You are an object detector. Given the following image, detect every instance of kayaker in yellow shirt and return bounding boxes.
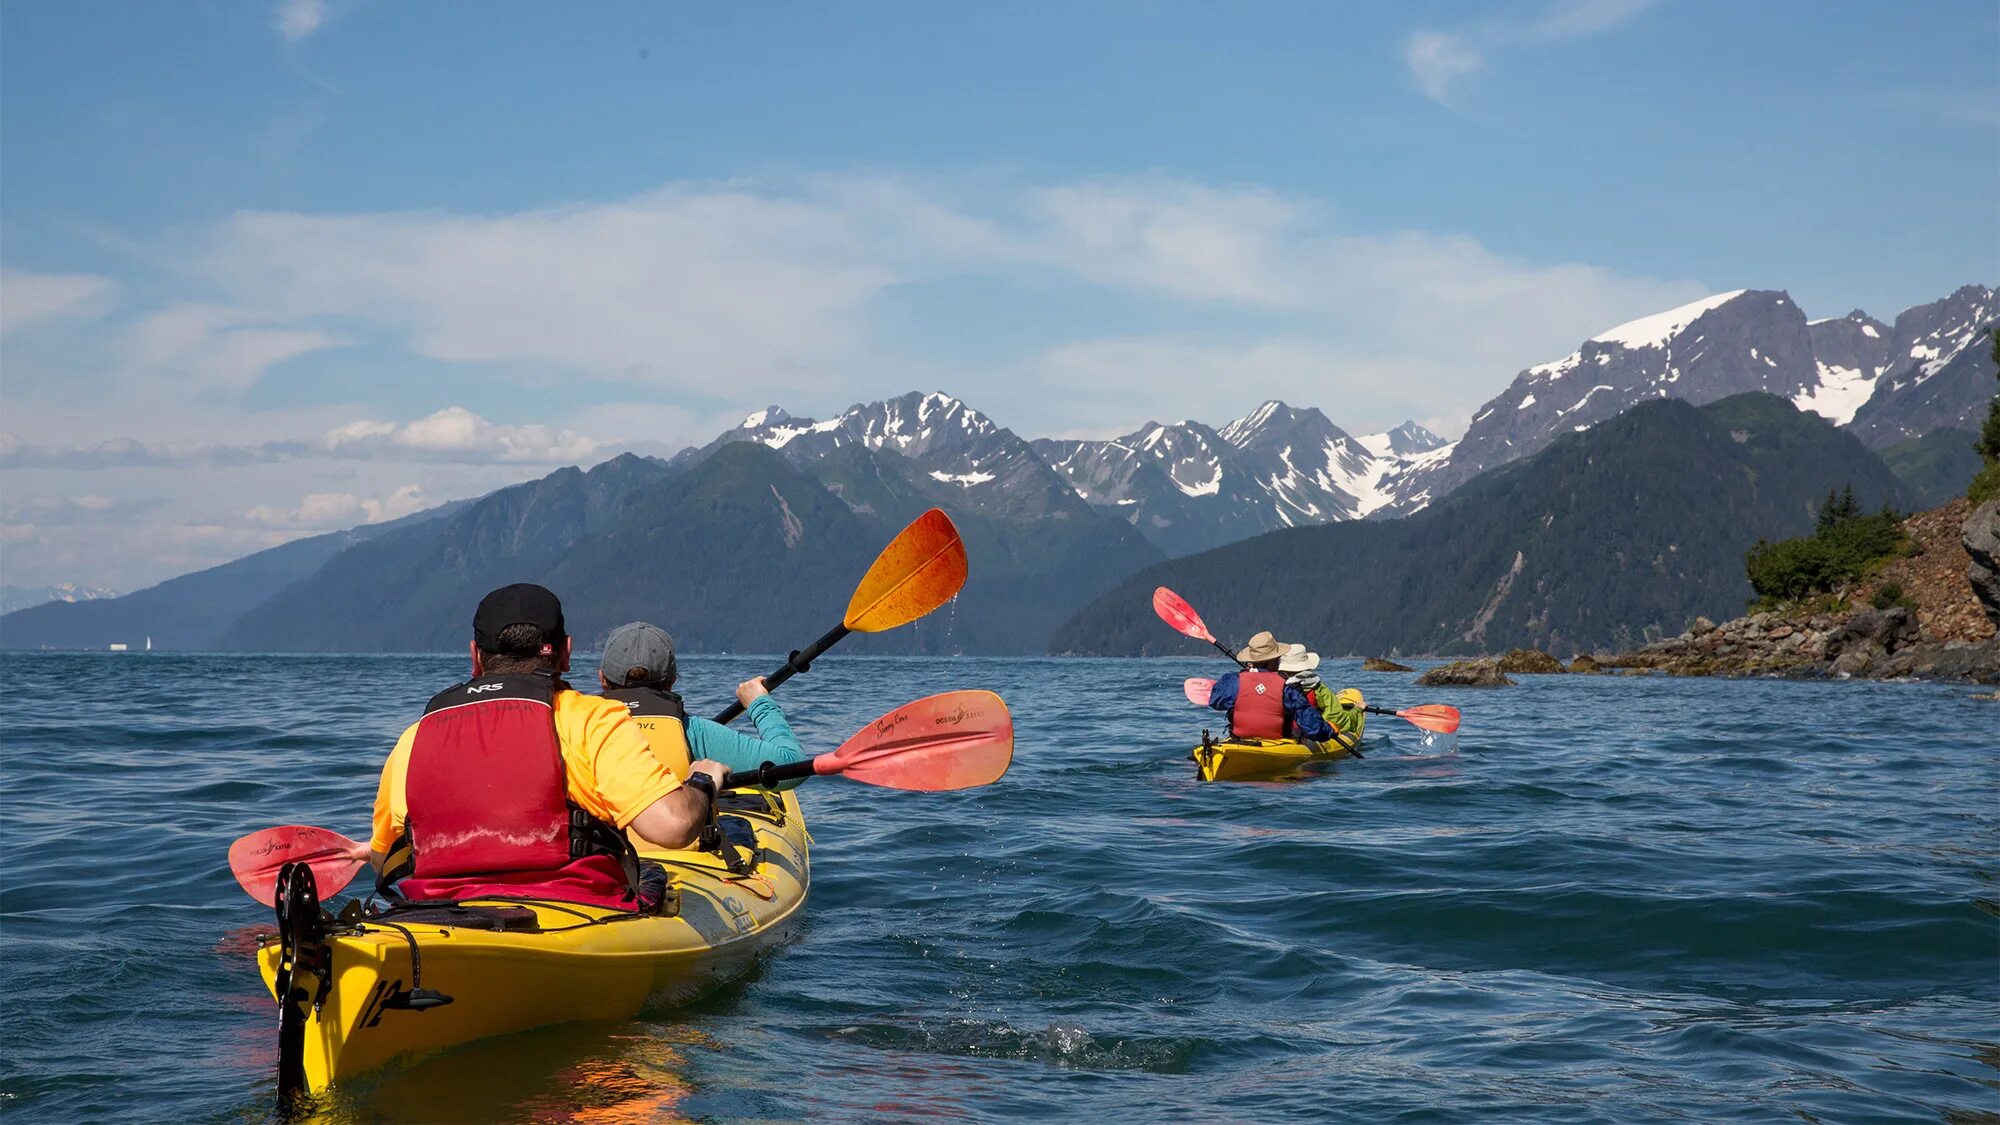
[368,584,729,912]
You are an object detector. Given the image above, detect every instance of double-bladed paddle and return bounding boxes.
[226,690,1013,907]
[1183,676,1460,734]
[1158,586,1462,741]
[712,508,968,725]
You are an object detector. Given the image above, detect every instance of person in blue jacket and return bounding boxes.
[595,621,809,789]
[1205,630,1335,742]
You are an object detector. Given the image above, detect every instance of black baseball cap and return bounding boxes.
[473,583,567,655]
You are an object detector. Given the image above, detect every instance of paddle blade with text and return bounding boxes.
[1184,677,1214,706]
[820,690,1013,791]
[844,509,968,633]
[229,825,369,907]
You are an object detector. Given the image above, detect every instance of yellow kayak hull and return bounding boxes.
[1192,736,1353,781]
[255,790,808,1095]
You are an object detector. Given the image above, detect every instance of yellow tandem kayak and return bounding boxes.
[1192,733,1356,782]
[256,789,808,1097]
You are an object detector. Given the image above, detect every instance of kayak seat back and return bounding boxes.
[369,902,542,932]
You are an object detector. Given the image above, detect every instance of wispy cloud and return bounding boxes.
[0,408,604,469]
[275,0,329,42]
[0,270,116,337]
[0,494,168,526]
[1405,0,1657,105]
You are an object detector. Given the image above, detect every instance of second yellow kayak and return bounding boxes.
[1192,733,1356,781]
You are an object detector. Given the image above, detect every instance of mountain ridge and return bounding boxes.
[1049,393,1914,658]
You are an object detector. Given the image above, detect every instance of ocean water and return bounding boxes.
[1,652,1995,1123]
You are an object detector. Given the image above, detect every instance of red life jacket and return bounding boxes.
[396,673,639,911]
[1231,670,1290,739]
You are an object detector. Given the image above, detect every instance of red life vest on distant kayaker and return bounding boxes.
[1231,670,1290,739]
[396,673,639,910]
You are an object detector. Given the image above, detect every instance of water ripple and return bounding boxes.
[1,652,1995,1122]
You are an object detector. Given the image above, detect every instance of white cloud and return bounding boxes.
[1405,0,1656,105]
[239,484,428,530]
[0,270,115,337]
[321,407,602,463]
[275,0,327,41]
[1405,33,1484,105]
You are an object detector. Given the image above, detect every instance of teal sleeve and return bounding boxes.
[686,697,807,791]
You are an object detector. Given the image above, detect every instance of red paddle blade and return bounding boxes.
[228,826,369,907]
[1153,586,1216,643]
[818,690,1013,791]
[1184,677,1214,706]
[1396,704,1461,734]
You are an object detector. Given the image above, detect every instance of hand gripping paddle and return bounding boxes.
[714,508,969,724]
[229,826,372,909]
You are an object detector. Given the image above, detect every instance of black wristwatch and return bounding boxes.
[684,772,717,805]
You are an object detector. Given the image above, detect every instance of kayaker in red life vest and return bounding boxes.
[367,584,729,911]
[1205,630,1337,742]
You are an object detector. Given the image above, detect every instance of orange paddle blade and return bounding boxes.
[1153,587,1216,643]
[819,690,1013,791]
[1184,677,1214,706]
[1396,704,1461,734]
[229,826,369,907]
[843,508,969,633]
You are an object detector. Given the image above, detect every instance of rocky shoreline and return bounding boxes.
[1402,498,2000,687]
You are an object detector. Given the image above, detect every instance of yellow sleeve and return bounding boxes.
[369,724,418,853]
[558,692,681,828]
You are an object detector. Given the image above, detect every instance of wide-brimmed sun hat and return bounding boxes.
[1235,630,1287,663]
[1279,644,1321,673]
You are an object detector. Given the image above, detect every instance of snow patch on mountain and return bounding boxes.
[1591,290,1751,350]
[1792,362,1875,426]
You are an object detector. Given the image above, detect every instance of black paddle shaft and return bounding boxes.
[711,622,851,725]
[720,758,817,791]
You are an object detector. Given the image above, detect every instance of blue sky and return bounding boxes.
[2,0,1996,590]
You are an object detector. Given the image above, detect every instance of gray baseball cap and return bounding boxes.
[600,622,677,687]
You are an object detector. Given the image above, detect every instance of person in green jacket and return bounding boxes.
[1280,645,1366,751]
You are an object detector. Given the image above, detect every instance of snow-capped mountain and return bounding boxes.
[1357,420,1449,458]
[1846,284,1999,447]
[706,390,1113,525]
[0,582,118,616]
[1377,284,1998,516]
[668,280,1990,555]
[1034,402,1451,556]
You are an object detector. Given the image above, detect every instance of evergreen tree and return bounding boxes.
[1970,327,2000,504]
[1981,326,2000,462]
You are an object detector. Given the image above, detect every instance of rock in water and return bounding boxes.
[1568,655,1602,673]
[1497,648,1566,674]
[1965,499,2000,630]
[1363,658,1415,672]
[1415,659,1515,686]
